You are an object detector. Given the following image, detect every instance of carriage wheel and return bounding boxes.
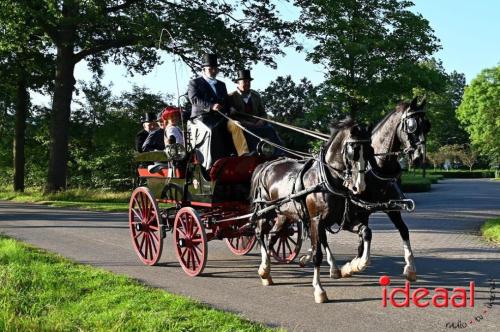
[225,234,257,256]
[129,187,163,266]
[173,207,207,276]
[270,221,303,264]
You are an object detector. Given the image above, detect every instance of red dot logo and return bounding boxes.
[379,275,391,286]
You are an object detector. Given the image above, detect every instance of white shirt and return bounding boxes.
[165,125,185,146]
[203,74,218,95]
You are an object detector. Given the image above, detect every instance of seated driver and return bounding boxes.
[136,112,164,153]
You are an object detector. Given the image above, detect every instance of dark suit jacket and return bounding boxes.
[228,89,267,122]
[187,76,228,118]
[135,130,149,152]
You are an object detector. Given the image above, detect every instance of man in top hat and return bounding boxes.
[228,69,267,127]
[187,53,249,157]
[135,112,157,152]
[135,111,165,153]
[228,69,284,153]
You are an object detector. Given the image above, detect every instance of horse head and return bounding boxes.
[397,96,431,165]
[325,119,373,195]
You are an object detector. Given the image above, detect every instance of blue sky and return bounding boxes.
[34,0,500,106]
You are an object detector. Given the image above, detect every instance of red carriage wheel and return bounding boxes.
[129,187,163,266]
[270,221,303,264]
[173,207,207,276]
[225,234,257,255]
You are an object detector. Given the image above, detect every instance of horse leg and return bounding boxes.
[319,225,341,279]
[341,225,372,277]
[256,224,273,286]
[311,223,328,303]
[387,211,417,281]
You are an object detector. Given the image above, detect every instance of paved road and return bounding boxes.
[1,179,499,331]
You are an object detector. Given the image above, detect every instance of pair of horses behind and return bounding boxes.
[250,97,430,303]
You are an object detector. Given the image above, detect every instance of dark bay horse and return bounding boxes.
[322,97,430,282]
[250,119,373,303]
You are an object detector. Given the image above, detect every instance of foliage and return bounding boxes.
[296,0,441,121]
[457,65,500,164]
[0,236,276,331]
[426,151,446,170]
[261,75,324,151]
[481,218,500,244]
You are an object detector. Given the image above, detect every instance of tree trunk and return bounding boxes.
[46,46,76,192]
[13,77,29,192]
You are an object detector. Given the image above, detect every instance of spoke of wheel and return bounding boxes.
[285,237,293,254]
[147,212,157,225]
[190,249,196,270]
[288,236,297,246]
[134,231,143,239]
[133,197,143,219]
[132,208,142,222]
[193,243,203,255]
[176,225,187,237]
[187,249,192,269]
[150,230,160,244]
[191,238,203,244]
[149,234,157,253]
[193,247,201,265]
[139,233,146,253]
[143,234,150,259]
[181,247,189,261]
[148,235,154,259]
[281,238,286,259]
[149,225,159,231]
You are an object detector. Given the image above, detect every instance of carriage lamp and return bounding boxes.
[164,143,187,161]
[257,141,275,157]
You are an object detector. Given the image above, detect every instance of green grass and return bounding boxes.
[0,188,129,212]
[400,174,432,192]
[0,236,276,332]
[481,218,500,244]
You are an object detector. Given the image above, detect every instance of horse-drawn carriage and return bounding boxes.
[129,115,302,276]
[128,96,430,302]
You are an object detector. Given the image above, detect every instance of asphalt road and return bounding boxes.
[1,179,499,331]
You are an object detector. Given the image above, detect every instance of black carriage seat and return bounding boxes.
[209,156,262,184]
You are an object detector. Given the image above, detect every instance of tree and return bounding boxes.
[426,151,445,170]
[10,0,294,192]
[261,75,324,151]
[0,3,54,191]
[457,66,500,164]
[296,0,441,121]
[413,63,469,152]
[456,145,477,172]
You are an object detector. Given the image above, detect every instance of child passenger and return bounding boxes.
[160,106,185,146]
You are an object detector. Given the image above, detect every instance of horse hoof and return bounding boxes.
[340,265,352,278]
[258,266,270,279]
[405,271,417,282]
[299,255,308,268]
[314,291,328,303]
[330,269,341,279]
[261,277,274,286]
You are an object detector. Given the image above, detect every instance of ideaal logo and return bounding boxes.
[379,275,474,308]
[379,275,497,329]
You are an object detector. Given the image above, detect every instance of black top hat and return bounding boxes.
[202,53,218,67]
[142,112,158,123]
[235,69,253,81]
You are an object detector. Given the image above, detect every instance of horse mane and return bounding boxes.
[324,116,356,148]
[371,101,410,134]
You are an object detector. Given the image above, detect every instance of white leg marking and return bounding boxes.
[312,266,328,303]
[403,240,417,281]
[325,245,341,279]
[258,240,273,286]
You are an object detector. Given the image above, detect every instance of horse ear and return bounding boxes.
[410,96,418,109]
[419,96,427,109]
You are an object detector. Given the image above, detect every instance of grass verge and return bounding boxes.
[0,236,276,332]
[481,218,500,244]
[401,174,432,192]
[0,188,129,212]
